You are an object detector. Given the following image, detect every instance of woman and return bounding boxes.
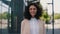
[21,3,46,34]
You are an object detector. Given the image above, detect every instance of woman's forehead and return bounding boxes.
[29,5,36,8]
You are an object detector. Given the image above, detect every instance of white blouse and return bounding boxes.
[29,18,39,34]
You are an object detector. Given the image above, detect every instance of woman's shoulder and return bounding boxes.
[21,19,29,23]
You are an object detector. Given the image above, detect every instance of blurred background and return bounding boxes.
[0,0,60,34]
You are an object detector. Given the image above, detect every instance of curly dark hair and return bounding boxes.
[24,3,43,20]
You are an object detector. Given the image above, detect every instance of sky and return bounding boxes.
[0,0,60,15]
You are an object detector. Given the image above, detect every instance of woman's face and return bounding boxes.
[29,5,37,18]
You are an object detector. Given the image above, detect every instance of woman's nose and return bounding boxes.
[31,9,35,11]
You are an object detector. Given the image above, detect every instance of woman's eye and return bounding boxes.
[29,8,32,10]
[33,8,36,10]
[29,8,36,10]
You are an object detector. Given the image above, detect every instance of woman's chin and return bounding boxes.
[31,15,35,18]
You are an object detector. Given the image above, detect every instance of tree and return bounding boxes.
[0,12,11,19]
[54,13,60,19]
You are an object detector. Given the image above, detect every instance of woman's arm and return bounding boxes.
[43,21,46,34]
[21,20,25,34]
